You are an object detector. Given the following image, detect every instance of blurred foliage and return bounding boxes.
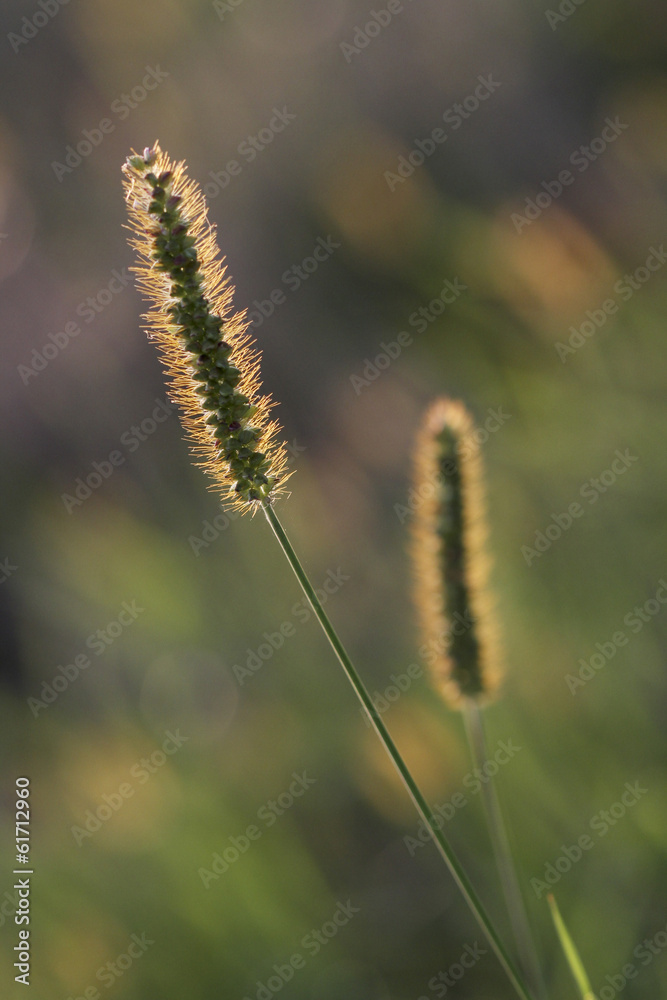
[1,1,667,997]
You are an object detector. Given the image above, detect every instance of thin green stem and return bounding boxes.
[547,894,597,1000]
[262,502,536,1000]
[463,701,548,1000]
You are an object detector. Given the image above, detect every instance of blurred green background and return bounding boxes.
[1,1,666,997]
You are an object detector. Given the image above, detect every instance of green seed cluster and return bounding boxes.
[434,425,484,699]
[411,397,499,709]
[127,150,276,504]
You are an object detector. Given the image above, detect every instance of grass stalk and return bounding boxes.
[547,893,597,1000]
[463,700,548,1000]
[262,501,536,1000]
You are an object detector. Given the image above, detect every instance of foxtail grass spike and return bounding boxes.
[411,398,501,709]
[412,401,544,995]
[122,143,288,513]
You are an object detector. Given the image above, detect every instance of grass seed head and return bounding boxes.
[122,142,288,513]
[411,398,501,709]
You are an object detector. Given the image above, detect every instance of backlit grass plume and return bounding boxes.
[411,401,544,999]
[122,143,288,512]
[411,398,501,709]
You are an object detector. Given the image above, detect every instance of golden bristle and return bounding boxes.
[122,143,289,513]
